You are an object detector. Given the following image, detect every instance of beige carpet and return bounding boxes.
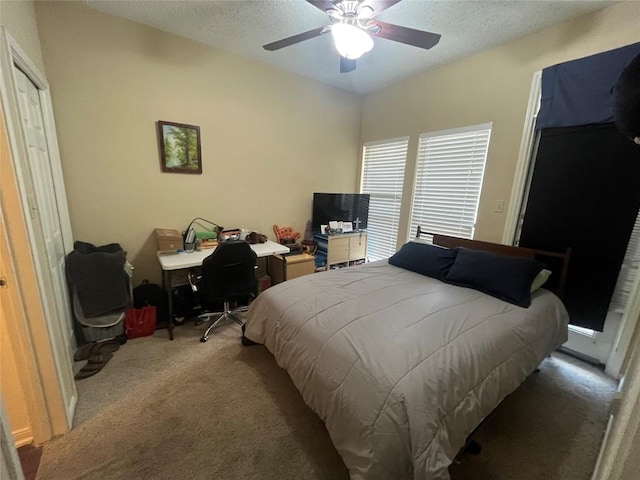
[38,321,616,480]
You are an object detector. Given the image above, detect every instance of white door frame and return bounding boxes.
[502,71,541,247]
[591,334,640,480]
[0,28,76,430]
[502,70,639,379]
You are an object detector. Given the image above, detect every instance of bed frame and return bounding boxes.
[416,226,572,300]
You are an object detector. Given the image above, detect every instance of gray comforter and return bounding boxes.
[244,261,569,479]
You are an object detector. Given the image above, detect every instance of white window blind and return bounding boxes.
[361,137,409,261]
[410,124,491,241]
[611,210,640,313]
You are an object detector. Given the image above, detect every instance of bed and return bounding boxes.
[243,232,570,479]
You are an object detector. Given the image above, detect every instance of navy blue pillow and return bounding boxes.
[444,247,544,308]
[388,242,458,280]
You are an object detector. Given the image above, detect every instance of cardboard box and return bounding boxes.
[154,228,183,253]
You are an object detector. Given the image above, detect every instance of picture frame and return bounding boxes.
[157,120,202,174]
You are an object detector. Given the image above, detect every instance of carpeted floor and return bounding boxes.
[37,321,616,480]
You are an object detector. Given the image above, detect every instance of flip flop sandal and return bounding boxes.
[95,341,120,355]
[73,340,120,361]
[73,342,98,362]
[74,351,114,380]
[87,351,113,365]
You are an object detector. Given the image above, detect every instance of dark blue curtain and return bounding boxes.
[518,124,640,331]
[536,42,640,130]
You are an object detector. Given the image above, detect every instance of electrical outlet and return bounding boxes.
[494,200,504,213]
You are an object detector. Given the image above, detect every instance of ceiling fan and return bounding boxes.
[263,0,441,73]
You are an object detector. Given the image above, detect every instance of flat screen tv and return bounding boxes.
[312,193,370,233]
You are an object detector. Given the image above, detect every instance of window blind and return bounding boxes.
[611,209,640,313]
[361,137,409,261]
[410,124,491,242]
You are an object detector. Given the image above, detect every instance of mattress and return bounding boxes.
[244,260,569,479]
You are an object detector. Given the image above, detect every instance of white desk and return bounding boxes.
[157,240,290,339]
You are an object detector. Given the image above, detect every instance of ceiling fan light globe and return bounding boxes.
[331,23,374,60]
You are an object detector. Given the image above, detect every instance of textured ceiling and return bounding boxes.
[85,0,618,94]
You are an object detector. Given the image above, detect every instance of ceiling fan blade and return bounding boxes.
[340,56,356,73]
[306,0,337,12]
[263,26,327,51]
[366,0,404,15]
[370,20,441,50]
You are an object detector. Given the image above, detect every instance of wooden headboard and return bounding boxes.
[416,227,572,300]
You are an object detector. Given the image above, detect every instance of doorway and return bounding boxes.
[517,124,640,364]
[0,28,76,439]
[505,71,640,372]
[12,65,77,399]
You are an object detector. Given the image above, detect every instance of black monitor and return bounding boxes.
[312,193,370,233]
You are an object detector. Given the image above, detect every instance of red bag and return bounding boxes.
[125,306,156,338]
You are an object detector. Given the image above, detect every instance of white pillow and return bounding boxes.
[530,269,552,293]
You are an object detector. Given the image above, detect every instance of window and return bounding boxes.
[568,325,596,338]
[361,137,409,261]
[611,209,640,314]
[410,124,491,241]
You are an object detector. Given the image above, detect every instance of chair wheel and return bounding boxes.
[200,336,208,342]
[195,319,203,326]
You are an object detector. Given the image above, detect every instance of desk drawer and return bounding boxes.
[286,256,315,280]
[269,254,315,285]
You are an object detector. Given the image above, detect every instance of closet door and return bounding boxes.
[519,123,640,331]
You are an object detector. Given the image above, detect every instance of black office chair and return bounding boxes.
[191,240,257,342]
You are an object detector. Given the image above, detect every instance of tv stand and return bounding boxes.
[314,232,367,270]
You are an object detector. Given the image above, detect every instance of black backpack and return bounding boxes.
[132,280,169,328]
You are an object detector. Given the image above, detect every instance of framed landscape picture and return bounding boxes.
[157,120,202,174]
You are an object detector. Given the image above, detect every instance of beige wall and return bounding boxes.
[26,0,640,284]
[361,1,640,245]
[0,0,46,75]
[34,1,362,284]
